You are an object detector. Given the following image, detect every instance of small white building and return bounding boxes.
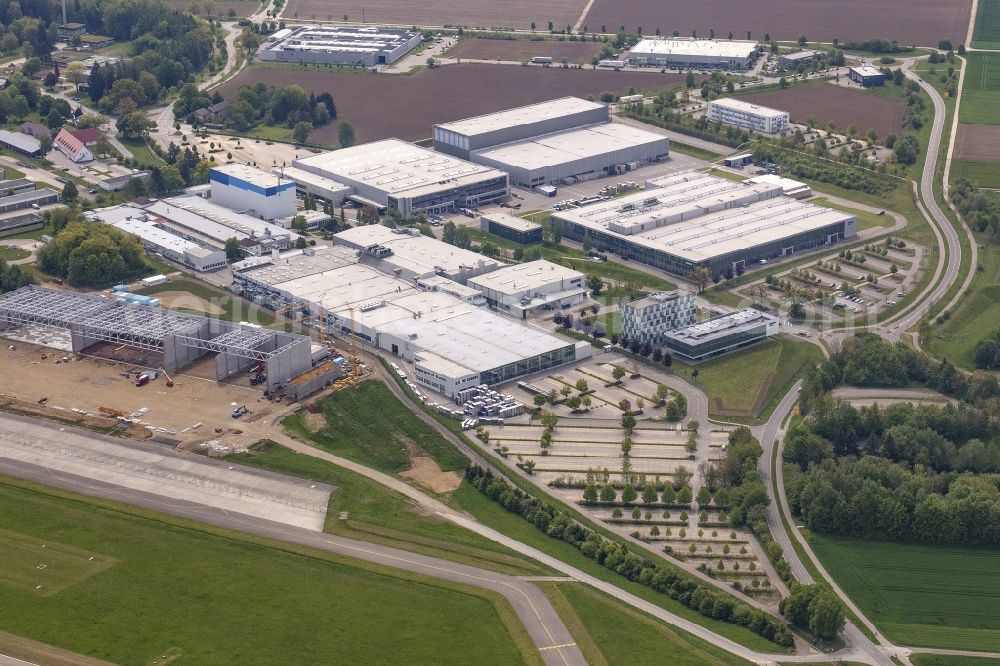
[745,174,812,199]
[466,260,588,318]
[209,164,297,221]
[707,98,789,134]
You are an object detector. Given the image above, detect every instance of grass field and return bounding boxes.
[543,582,750,665]
[226,441,548,576]
[972,0,1000,48]
[959,53,1000,125]
[119,139,164,168]
[950,159,1000,188]
[670,141,725,161]
[284,381,468,474]
[0,528,117,597]
[0,247,30,261]
[809,535,1000,651]
[676,336,822,422]
[136,277,279,327]
[0,477,537,665]
[926,250,1000,369]
[812,198,893,232]
[911,656,1000,666]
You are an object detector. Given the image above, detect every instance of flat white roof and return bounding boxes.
[162,196,293,240]
[556,172,852,263]
[782,49,821,61]
[745,174,811,192]
[472,123,668,171]
[211,163,287,188]
[667,308,777,344]
[629,38,758,60]
[334,224,501,276]
[710,97,788,118]
[294,139,508,200]
[87,205,202,254]
[279,166,351,193]
[435,97,606,137]
[481,211,542,232]
[467,260,584,295]
[851,65,884,77]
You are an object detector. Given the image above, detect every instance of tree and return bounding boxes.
[116,111,155,140]
[533,393,547,408]
[66,61,87,90]
[582,483,598,504]
[612,365,626,383]
[337,120,356,148]
[642,483,658,505]
[689,266,711,293]
[600,483,616,503]
[224,237,242,260]
[294,236,307,249]
[621,483,638,504]
[575,378,589,393]
[621,413,637,434]
[60,180,79,202]
[292,121,313,144]
[809,592,846,639]
[7,95,28,122]
[587,274,603,295]
[778,77,789,89]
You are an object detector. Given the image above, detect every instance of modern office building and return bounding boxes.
[627,38,759,70]
[231,246,590,397]
[553,171,856,277]
[467,260,588,318]
[663,308,779,360]
[209,164,297,220]
[620,291,696,345]
[779,49,821,69]
[434,97,609,159]
[333,223,503,283]
[707,98,789,134]
[259,25,422,66]
[848,66,885,87]
[435,97,669,188]
[86,204,229,272]
[293,139,510,217]
[479,212,543,244]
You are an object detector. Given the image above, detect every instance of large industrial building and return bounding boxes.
[480,211,543,244]
[707,98,789,134]
[627,38,760,70]
[553,171,856,277]
[292,140,510,217]
[621,291,696,345]
[144,197,296,255]
[434,98,669,188]
[0,286,313,393]
[258,25,422,66]
[209,164,296,220]
[86,205,228,272]
[231,246,590,397]
[663,308,779,360]
[466,260,588,318]
[279,166,352,205]
[332,224,503,283]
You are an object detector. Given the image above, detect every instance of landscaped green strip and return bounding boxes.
[0,476,540,665]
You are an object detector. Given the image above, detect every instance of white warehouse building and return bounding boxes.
[292,139,510,217]
[467,260,588,318]
[628,38,760,70]
[707,98,789,134]
[209,164,297,220]
[435,98,669,188]
[258,25,422,66]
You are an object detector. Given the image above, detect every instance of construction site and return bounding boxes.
[0,285,360,448]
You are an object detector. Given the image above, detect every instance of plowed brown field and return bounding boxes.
[219,64,693,143]
[737,84,905,138]
[954,124,1000,160]
[584,0,972,47]
[282,0,586,30]
[446,38,602,64]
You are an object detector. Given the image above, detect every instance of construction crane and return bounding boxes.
[159,367,174,387]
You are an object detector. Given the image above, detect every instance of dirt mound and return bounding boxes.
[396,433,462,493]
[154,291,225,315]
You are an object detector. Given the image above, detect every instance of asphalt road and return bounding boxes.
[0,457,585,666]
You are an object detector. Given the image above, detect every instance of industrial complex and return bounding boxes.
[258,25,422,66]
[554,171,856,277]
[627,38,760,70]
[707,98,790,134]
[434,98,669,188]
[209,164,297,221]
[291,139,510,217]
[466,260,588,318]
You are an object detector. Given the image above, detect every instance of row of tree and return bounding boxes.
[465,464,794,646]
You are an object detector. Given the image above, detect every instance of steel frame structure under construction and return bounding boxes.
[0,285,313,392]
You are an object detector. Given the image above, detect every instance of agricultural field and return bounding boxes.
[927,285,1000,370]
[958,53,1000,124]
[809,535,1000,650]
[972,0,1000,49]
[446,38,602,64]
[282,0,586,30]
[0,478,534,664]
[543,582,751,665]
[953,124,1000,162]
[736,83,906,139]
[951,159,1000,189]
[166,0,260,16]
[583,0,971,46]
[217,64,692,144]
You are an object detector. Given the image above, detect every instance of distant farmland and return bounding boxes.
[736,84,905,138]
[583,0,971,47]
[972,0,1000,48]
[446,38,602,64]
[281,0,586,30]
[959,53,1000,124]
[218,64,692,144]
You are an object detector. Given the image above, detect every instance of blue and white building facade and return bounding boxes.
[210,164,297,221]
